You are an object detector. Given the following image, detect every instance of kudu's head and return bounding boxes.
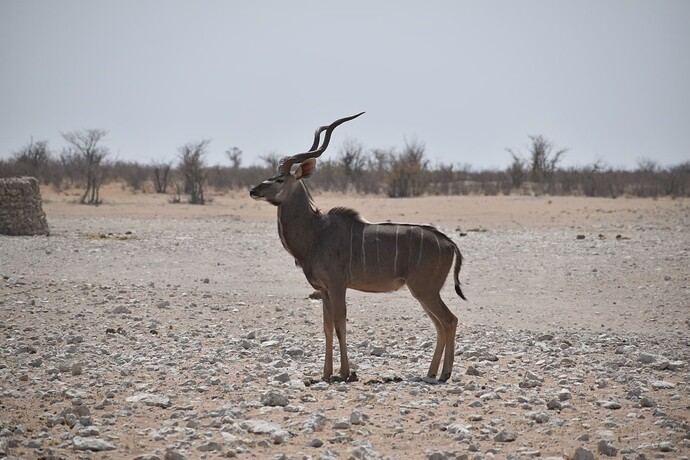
[249,112,364,206]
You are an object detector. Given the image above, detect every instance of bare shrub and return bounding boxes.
[339,139,366,193]
[359,148,391,194]
[633,158,665,198]
[579,159,607,197]
[259,153,281,171]
[507,135,567,193]
[309,159,348,192]
[386,140,428,198]
[111,161,151,192]
[61,129,110,205]
[152,161,172,193]
[226,147,242,169]
[666,161,690,197]
[12,138,51,183]
[178,140,209,204]
[506,152,526,189]
[428,163,455,195]
[0,159,25,178]
[214,147,245,190]
[237,165,274,190]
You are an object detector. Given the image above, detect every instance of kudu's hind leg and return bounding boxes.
[426,314,445,379]
[410,288,458,382]
[321,291,335,380]
[438,299,458,382]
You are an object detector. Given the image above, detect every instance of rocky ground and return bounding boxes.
[0,190,689,459]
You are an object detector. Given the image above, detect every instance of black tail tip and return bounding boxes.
[455,284,467,301]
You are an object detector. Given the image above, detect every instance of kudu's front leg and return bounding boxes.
[321,291,334,380]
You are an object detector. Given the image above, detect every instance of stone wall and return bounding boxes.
[0,177,50,236]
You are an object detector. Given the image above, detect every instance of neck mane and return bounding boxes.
[277,182,319,263]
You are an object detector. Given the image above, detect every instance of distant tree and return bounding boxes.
[259,153,281,171]
[634,157,662,197]
[579,157,608,197]
[666,161,690,197]
[387,139,428,198]
[507,135,567,185]
[506,152,526,189]
[226,147,242,169]
[339,138,366,192]
[636,158,660,173]
[431,162,455,195]
[152,160,172,193]
[110,160,150,191]
[178,140,209,204]
[61,129,109,205]
[12,138,51,183]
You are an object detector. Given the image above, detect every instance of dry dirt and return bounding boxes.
[1,184,689,460]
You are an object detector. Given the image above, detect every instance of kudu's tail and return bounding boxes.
[452,243,467,301]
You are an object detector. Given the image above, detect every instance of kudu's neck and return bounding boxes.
[277,182,318,263]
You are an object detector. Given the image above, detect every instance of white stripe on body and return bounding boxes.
[349,224,354,279]
[375,225,381,271]
[417,227,424,269]
[394,225,400,276]
[361,226,366,273]
[433,232,441,275]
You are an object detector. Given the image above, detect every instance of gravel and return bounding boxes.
[1,196,689,459]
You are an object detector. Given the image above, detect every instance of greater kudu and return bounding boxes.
[249,113,467,382]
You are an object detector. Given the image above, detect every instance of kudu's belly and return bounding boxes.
[348,277,406,293]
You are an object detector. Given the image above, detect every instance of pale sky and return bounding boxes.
[1,1,688,170]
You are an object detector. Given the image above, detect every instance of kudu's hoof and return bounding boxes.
[323,370,358,384]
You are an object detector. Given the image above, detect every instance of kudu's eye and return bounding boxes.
[275,178,284,184]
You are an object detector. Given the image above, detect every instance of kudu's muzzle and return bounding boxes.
[249,184,264,199]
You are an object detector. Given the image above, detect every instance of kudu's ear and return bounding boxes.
[295,158,316,180]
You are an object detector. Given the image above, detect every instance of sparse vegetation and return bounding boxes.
[1,133,689,199]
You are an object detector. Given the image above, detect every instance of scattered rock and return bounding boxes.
[72,436,116,451]
[465,365,483,376]
[350,410,368,426]
[600,400,622,410]
[446,423,472,441]
[125,393,172,408]
[658,441,676,452]
[164,450,187,460]
[494,429,517,442]
[134,454,162,460]
[651,380,676,389]
[546,399,562,410]
[520,370,544,388]
[261,391,289,407]
[197,442,222,452]
[597,440,618,457]
[332,419,351,430]
[572,447,595,460]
